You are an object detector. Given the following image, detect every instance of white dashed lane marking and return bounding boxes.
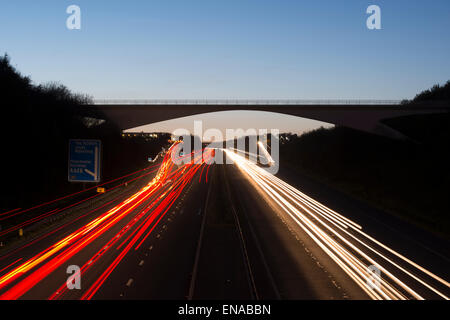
[126,278,134,287]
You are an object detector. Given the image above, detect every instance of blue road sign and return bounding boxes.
[68,139,101,182]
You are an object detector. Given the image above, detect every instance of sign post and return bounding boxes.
[68,139,101,183]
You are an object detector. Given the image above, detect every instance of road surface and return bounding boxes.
[0,145,448,300]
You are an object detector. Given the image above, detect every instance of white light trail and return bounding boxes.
[223,149,450,300]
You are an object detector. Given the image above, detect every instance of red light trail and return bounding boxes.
[0,144,214,300]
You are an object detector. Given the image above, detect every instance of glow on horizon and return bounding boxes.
[124,110,334,137]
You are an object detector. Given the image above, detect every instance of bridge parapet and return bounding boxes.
[94,99,401,106]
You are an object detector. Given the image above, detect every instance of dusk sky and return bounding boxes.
[1,0,449,134]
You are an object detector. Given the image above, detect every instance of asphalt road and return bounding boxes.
[0,146,448,300]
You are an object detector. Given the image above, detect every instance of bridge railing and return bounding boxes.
[93,99,401,105]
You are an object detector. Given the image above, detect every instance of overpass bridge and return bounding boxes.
[89,100,450,139]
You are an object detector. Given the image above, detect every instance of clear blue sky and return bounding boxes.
[1,1,449,133]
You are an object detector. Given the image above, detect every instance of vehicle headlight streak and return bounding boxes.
[223,149,450,300]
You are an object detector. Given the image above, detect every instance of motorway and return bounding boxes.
[0,144,449,300]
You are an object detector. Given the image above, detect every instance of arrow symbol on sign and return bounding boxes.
[84,146,98,179]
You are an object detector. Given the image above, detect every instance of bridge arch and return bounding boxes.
[89,101,449,139]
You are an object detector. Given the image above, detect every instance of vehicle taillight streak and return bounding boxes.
[0,144,214,300]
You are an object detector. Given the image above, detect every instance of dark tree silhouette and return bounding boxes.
[401,80,450,104]
[0,54,169,213]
